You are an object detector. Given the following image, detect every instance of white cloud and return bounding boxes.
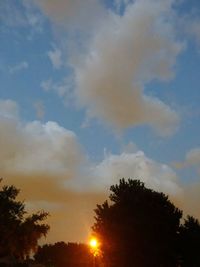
[0,100,84,176]
[91,150,182,197]
[75,0,182,135]
[47,48,62,69]
[9,61,29,74]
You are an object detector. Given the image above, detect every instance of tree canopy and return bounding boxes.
[34,242,93,267]
[0,179,49,260]
[179,216,200,267]
[92,178,200,267]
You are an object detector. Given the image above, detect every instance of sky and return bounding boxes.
[0,0,200,243]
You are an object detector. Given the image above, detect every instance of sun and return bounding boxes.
[89,237,98,248]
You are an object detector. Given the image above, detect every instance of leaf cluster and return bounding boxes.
[0,179,49,260]
[93,178,200,267]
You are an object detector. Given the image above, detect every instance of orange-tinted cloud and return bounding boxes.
[75,0,182,135]
[1,99,200,243]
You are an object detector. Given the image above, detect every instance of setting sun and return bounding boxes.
[89,237,98,249]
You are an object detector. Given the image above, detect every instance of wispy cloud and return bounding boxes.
[173,147,200,174]
[33,100,45,119]
[172,147,200,172]
[186,148,200,167]
[47,48,62,69]
[0,0,44,35]
[185,18,200,49]
[41,77,74,105]
[0,1,26,27]
[9,61,29,74]
[0,99,19,119]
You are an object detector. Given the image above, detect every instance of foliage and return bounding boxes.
[93,178,183,267]
[34,242,93,267]
[179,216,200,267]
[0,179,49,260]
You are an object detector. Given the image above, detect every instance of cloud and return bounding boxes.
[0,99,199,243]
[0,99,99,242]
[2,173,106,243]
[0,1,44,36]
[0,100,84,177]
[185,148,200,166]
[33,100,45,119]
[0,99,19,119]
[113,0,132,13]
[178,10,200,50]
[47,48,62,69]
[90,149,200,223]
[33,0,105,31]
[170,148,200,219]
[0,102,182,199]
[75,0,182,135]
[91,150,182,197]
[0,1,27,27]
[41,79,52,92]
[33,0,183,135]
[182,182,200,220]
[9,61,29,74]
[187,19,200,47]
[184,147,200,175]
[41,77,74,105]
[26,191,105,243]
[173,147,200,174]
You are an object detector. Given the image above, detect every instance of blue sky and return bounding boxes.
[0,0,200,243]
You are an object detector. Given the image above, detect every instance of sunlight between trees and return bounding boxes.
[1,178,200,267]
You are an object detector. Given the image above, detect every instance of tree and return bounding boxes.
[34,242,93,267]
[92,178,182,267]
[0,179,49,260]
[179,216,200,267]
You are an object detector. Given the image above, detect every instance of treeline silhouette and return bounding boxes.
[0,178,49,263]
[92,178,200,267]
[34,242,93,267]
[1,178,200,267]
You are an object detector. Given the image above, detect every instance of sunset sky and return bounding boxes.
[0,0,200,243]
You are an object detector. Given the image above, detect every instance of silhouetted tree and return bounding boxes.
[179,216,200,267]
[34,242,93,267]
[0,179,49,260]
[92,178,182,267]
